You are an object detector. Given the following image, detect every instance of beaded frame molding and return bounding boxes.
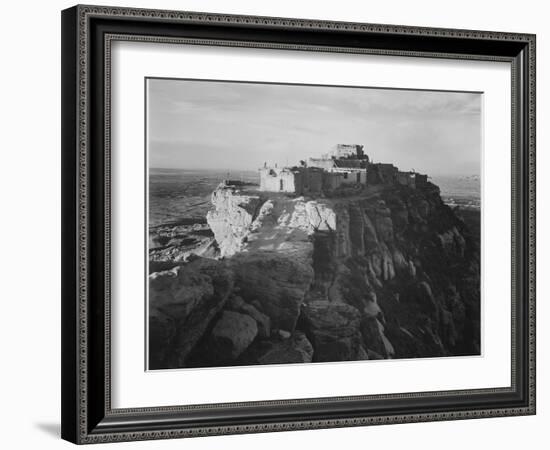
[61,4,536,444]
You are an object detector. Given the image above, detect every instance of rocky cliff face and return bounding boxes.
[149,182,480,369]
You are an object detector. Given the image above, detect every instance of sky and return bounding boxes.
[147,78,482,176]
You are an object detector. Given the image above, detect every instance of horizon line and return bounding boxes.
[149,167,480,177]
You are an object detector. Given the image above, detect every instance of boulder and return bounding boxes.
[301,301,366,362]
[208,311,258,361]
[148,258,233,367]
[226,296,271,338]
[240,331,314,365]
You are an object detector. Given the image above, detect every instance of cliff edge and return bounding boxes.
[149,182,480,369]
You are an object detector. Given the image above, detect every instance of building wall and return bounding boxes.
[307,157,336,170]
[335,144,359,158]
[261,163,425,193]
[334,169,367,185]
[397,171,416,188]
[302,168,323,194]
[322,172,343,191]
[335,144,366,159]
[415,174,428,186]
[322,169,367,191]
[259,167,323,195]
[259,168,297,193]
[368,163,398,185]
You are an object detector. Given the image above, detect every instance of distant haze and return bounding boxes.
[147,78,481,177]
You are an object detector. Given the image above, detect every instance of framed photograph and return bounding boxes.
[61,5,536,444]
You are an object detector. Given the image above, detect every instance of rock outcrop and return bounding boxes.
[205,310,258,362]
[206,186,264,257]
[149,181,480,369]
[238,331,314,365]
[301,301,368,362]
[229,252,314,332]
[148,258,233,369]
[148,219,217,271]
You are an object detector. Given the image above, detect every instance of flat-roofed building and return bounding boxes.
[259,166,323,195]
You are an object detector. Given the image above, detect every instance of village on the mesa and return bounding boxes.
[257,144,428,195]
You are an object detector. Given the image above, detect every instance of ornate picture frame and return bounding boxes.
[61,4,536,444]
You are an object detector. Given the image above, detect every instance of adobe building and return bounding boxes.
[258,144,428,196]
[397,171,416,188]
[335,144,368,161]
[259,166,323,195]
[322,170,365,191]
[367,163,398,185]
[307,144,369,191]
[415,173,428,186]
[308,144,369,169]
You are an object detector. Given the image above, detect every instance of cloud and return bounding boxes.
[147,78,481,176]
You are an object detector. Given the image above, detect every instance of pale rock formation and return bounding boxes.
[206,184,264,257]
[207,185,337,259]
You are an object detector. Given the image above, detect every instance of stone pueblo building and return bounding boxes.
[259,144,428,195]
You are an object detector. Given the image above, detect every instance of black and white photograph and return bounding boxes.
[147,78,482,370]
[53,3,537,446]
